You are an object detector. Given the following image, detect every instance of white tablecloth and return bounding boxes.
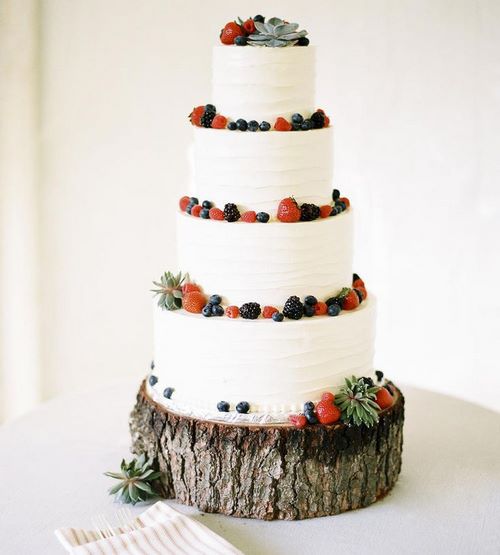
[0,381,499,554]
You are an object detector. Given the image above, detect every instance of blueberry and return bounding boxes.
[200,208,210,219]
[259,121,271,131]
[292,113,304,124]
[329,206,338,216]
[303,304,315,317]
[202,305,213,317]
[292,122,302,131]
[150,360,155,370]
[212,304,224,317]
[190,197,199,205]
[202,200,212,209]
[248,120,259,132]
[163,387,174,399]
[185,204,193,214]
[301,119,313,130]
[297,37,310,46]
[227,121,237,130]
[336,201,346,211]
[235,35,248,46]
[332,189,340,201]
[304,295,317,306]
[205,104,216,114]
[236,119,248,131]
[354,289,363,303]
[272,312,284,322]
[256,212,270,223]
[304,409,318,424]
[375,370,384,382]
[254,15,265,23]
[236,401,250,414]
[210,294,222,305]
[149,375,158,386]
[217,401,230,412]
[327,304,341,317]
[304,401,315,412]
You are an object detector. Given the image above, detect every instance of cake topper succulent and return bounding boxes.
[335,376,381,427]
[152,271,188,310]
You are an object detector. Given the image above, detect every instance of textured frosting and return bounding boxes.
[191,127,333,212]
[212,46,315,122]
[176,210,353,307]
[151,297,376,417]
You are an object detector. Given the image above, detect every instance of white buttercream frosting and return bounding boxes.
[191,126,333,212]
[151,297,377,418]
[212,46,316,122]
[176,210,353,307]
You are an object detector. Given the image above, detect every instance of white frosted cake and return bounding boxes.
[131,15,403,520]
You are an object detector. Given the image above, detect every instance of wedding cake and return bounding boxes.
[130,15,404,520]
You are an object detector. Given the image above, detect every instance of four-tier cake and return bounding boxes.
[130,15,404,520]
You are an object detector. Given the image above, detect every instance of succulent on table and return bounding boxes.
[152,271,187,310]
[248,17,308,47]
[104,454,162,505]
[335,376,381,427]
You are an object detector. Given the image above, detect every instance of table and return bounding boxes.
[0,381,499,554]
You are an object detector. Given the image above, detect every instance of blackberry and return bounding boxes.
[297,37,310,46]
[256,211,270,223]
[239,302,261,319]
[375,370,384,383]
[223,203,241,222]
[311,111,325,129]
[217,401,230,412]
[300,203,320,221]
[163,387,174,399]
[200,110,215,128]
[283,296,304,320]
[236,401,250,414]
[149,375,158,386]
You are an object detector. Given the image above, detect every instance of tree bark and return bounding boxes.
[130,380,404,520]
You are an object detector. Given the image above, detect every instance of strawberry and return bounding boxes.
[339,196,350,208]
[189,105,205,126]
[209,207,225,221]
[320,205,332,218]
[342,289,360,311]
[262,306,278,319]
[376,387,394,410]
[314,302,328,316]
[274,117,292,131]
[211,114,227,129]
[315,399,341,425]
[182,291,207,314]
[242,19,255,34]
[179,196,190,211]
[226,306,240,318]
[182,283,201,295]
[288,414,307,429]
[324,115,330,127]
[241,211,257,223]
[277,197,301,223]
[191,205,202,217]
[352,277,365,288]
[355,286,368,300]
[321,392,335,402]
[220,22,244,45]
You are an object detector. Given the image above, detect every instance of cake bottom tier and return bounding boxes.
[130,380,404,521]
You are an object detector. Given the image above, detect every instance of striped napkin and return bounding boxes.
[55,501,243,554]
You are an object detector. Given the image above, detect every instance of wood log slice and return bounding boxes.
[130,380,404,520]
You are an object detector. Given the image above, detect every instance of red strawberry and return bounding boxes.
[324,115,330,127]
[243,19,255,34]
[211,115,227,129]
[220,22,244,45]
[321,391,335,402]
[320,205,332,218]
[179,196,190,211]
[288,414,307,429]
[277,197,301,223]
[376,387,394,410]
[274,117,292,131]
[189,106,205,126]
[342,289,360,311]
[339,196,350,208]
[182,283,201,295]
[315,399,341,425]
[262,306,278,319]
[241,211,257,223]
[209,207,225,221]
[355,286,368,300]
[352,277,365,288]
[314,302,328,316]
[191,204,202,217]
[226,306,240,318]
[182,291,207,314]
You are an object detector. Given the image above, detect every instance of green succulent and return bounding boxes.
[151,271,187,310]
[335,376,381,427]
[248,17,308,47]
[104,454,162,505]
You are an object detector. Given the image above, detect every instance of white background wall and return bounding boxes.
[16,0,500,412]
